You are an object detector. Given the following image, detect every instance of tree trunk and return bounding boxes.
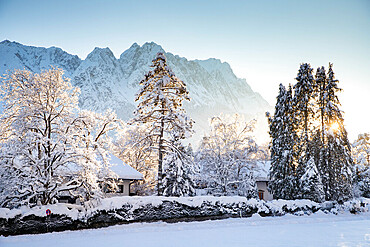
[157,101,165,196]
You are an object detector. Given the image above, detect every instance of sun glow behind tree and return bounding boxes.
[330,122,340,132]
[268,63,353,202]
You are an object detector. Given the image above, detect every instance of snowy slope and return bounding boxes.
[0,40,271,144]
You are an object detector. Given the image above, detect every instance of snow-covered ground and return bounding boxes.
[1,211,369,247]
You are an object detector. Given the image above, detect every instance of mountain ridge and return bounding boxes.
[0,40,271,144]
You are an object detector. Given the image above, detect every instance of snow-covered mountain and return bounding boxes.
[0,40,271,144]
[0,40,81,79]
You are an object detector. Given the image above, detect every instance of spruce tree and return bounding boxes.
[162,142,196,197]
[293,63,317,198]
[300,157,324,202]
[134,52,194,196]
[313,67,325,175]
[321,63,353,201]
[316,66,327,147]
[267,84,297,199]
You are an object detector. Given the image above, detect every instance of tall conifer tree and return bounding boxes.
[314,66,327,168]
[293,63,317,198]
[267,84,297,199]
[316,67,327,146]
[134,52,194,196]
[321,63,353,201]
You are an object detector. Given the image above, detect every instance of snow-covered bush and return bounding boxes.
[196,114,265,198]
[1,196,369,236]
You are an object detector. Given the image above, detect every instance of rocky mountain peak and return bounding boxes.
[120,42,164,62]
[86,47,116,63]
[141,42,163,53]
[0,40,13,46]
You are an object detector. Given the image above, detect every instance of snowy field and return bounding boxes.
[1,212,369,247]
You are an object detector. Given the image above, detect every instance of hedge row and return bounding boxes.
[1,196,369,236]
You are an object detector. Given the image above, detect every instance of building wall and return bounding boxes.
[105,180,131,197]
[122,180,130,195]
[256,181,273,201]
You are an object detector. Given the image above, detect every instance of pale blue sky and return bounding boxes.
[0,0,369,140]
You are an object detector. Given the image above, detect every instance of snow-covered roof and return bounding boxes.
[108,154,143,180]
[255,161,271,182]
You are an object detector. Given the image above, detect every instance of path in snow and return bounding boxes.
[1,212,370,247]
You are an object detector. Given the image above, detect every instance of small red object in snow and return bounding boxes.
[46,209,51,216]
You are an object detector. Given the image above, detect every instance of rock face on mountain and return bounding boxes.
[0,40,81,79]
[0,40,271,144]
